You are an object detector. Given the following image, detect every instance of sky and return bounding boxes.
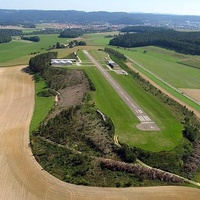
[2,0,200,16]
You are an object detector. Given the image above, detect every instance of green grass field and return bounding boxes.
[114,46,200,89]
[178,59,200,70]
[29,76,54,134]
[108,47,200,112]
[82,32,117,46]
[0,34,69,66]
[79,50,183,152]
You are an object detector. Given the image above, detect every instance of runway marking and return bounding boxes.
[131,103,136,108]
[138,116,145,122]
[121,91,124,95]
[125,97,130,101]
[143,116,151,121]
[138,110,143,114]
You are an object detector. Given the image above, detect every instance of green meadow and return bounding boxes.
[110,46,200,112]
[115,46,200,89]
[0,34,69,66]
[82,32,118,46]
[29,76,54,134]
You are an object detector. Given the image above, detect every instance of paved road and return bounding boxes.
[83,50,160,131]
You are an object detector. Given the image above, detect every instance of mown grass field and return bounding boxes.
[87,50,183,151]
[82,32,118,46]
[77,52,182,151]
[178,59,200,70]
[109,47,200,112]
[29,76,54,134]
[114,46,200,89]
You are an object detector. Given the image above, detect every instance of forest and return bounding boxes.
[21,35,40,42]
[0,29,22,43]
[59,29,85,38]
[109,28,200,55]
[29,51,57,73]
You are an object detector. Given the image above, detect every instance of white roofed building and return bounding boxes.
[51,59,76,66]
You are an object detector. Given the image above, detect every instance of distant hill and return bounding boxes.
[1,10,200,29]
[0,10,143,25]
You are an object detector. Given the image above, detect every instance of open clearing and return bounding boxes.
[0,66,200,199]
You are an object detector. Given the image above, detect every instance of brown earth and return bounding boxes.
[0,65,200,199]
[179,88,200,102]
[126,62,200,119]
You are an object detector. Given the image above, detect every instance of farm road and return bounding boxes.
[83,50,160,131]
[0,65,200,200]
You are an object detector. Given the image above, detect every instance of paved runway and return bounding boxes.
[83,50,160,131]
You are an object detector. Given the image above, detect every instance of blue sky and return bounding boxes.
[2,0,200,16]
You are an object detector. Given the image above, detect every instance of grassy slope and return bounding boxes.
[80,50,183,152]
[29,77,54,134]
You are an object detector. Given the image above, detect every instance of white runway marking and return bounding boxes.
[138,116,145,122]
[143,116,151,121]
[131,103,136,108]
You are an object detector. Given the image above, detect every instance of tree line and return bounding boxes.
[21,35,40,42]
[29,51,57,74]
[109,28,200,55]
[0,29,22,43]
[59,29,85,38]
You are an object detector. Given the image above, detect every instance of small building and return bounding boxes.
[51,59,75,66]
[108,60,118,69]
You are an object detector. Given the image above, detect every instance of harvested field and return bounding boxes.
[180,88,200,102]
[0,65,200,199]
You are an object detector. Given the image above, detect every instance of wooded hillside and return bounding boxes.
[110,28,200,55]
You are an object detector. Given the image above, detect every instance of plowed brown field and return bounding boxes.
[0,65,200,200]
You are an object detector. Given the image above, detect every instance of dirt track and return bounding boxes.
[0,65,200,200]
